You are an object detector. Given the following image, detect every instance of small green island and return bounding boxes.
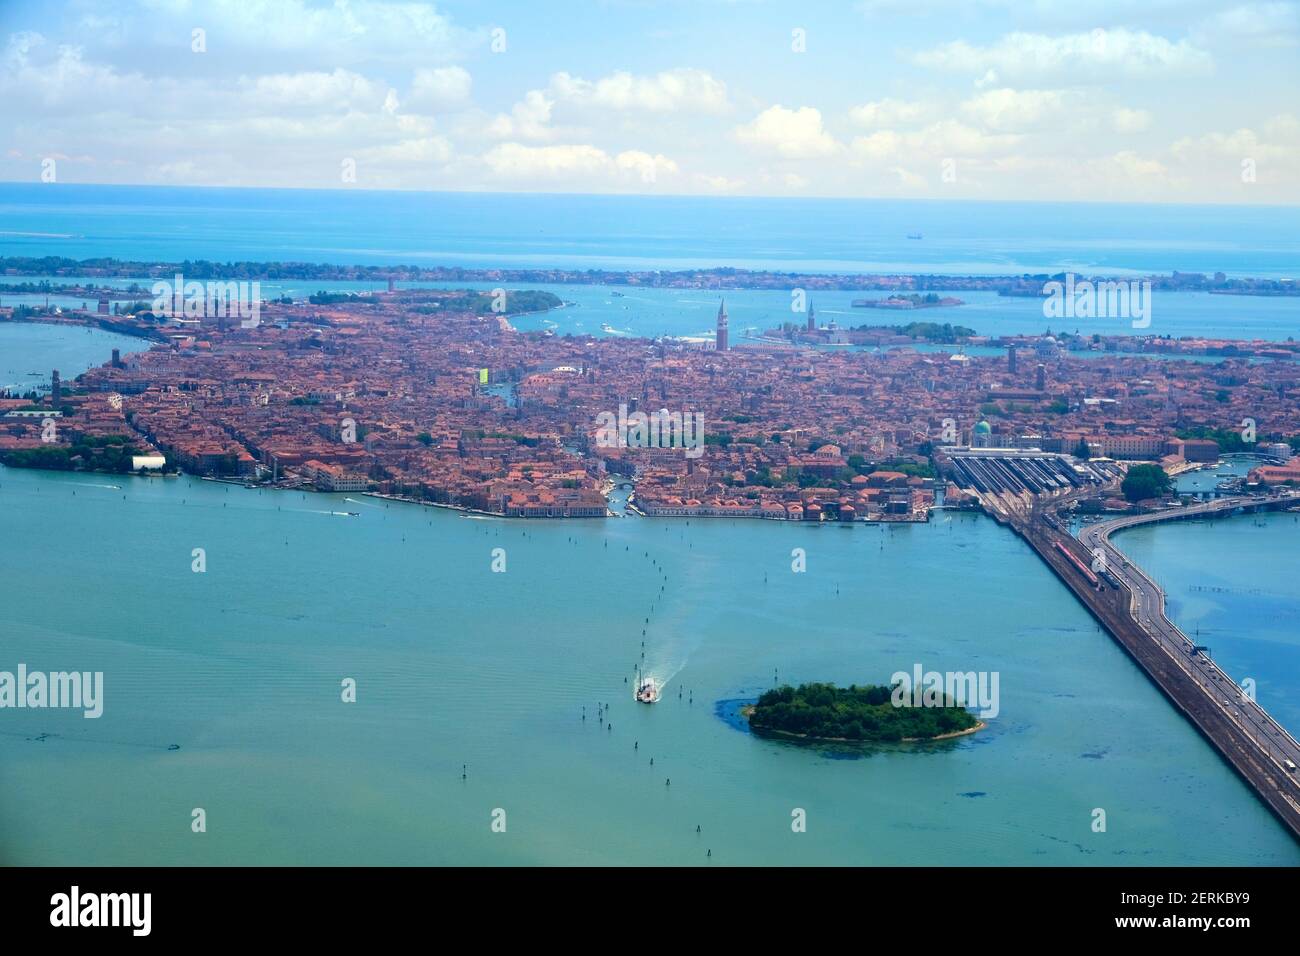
[469,289,564,316]
[850,293,965,310]
[745,682,982,743]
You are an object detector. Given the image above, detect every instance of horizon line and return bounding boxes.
[3,180,1297,212]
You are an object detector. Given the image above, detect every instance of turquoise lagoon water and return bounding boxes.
[2,465,1297,865]
[7,279,1300,346]
[0,322,148,393]
[2,270,1298,866]
[1114,512,1300,743]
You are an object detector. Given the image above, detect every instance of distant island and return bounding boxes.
[852,293,964,310]
[879,320,977,342]
[2,257,1295,296]
[306,289,563,316]
[746,682,982,743]
[762,319,976,345]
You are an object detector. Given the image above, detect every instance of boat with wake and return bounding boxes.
[635,674,660,704]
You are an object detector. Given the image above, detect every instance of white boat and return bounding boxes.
[635,675,660,704]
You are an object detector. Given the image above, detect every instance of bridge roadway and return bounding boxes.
[1011,491,1300,841]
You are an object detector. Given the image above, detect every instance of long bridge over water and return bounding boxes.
[1007,491,1300,841]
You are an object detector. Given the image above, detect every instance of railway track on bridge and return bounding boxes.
[1012,493,1300,841]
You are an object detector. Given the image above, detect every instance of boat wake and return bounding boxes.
[638,654,692,695]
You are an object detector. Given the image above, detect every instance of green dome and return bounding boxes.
[974,420,992,434]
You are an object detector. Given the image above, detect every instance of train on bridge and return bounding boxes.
[1052,538,1121,591]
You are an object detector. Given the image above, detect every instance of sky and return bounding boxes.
[0,0,1297,203]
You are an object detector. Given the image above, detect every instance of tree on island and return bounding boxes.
[1121,463,1172,502]
[748,682,978,743]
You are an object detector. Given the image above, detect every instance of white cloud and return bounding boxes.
[615,149,680,183]
[1112,107,1152,133]
[851,130,905,160]
[407,66,472,112]
[362,136,453,164]
[886,166,928,190]
[1173,128,1255,158]
[482,143,608,178]
[1107,150,1168,178]
[484,68,727,143]
[1263,113,1300,143]
[4,1,1296,201]
[481,142,678,187]
[549,68,728,113]
[1172,122,1298,164]
[244,69,386,111]
[961,88,1065,131]
[849,119,1021,177]
[913,28,1214,82]
[2,32,152,109]
[849,98,930,128]
[152,160,200,182]
[147,0,462,63]
[695,173,745,193]
[1195,2,1300,48]
[1163,118,1299,192]
[487,90,556,141]
[735,105,840,158]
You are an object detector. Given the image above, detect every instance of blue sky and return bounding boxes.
[1,0,1297,202]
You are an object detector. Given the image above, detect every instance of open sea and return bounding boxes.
[4,183,1299,278]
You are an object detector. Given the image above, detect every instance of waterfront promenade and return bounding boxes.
[1014,494,1300,840]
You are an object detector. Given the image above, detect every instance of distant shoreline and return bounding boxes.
[851,295,965,310]
[2,257,1295,297]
